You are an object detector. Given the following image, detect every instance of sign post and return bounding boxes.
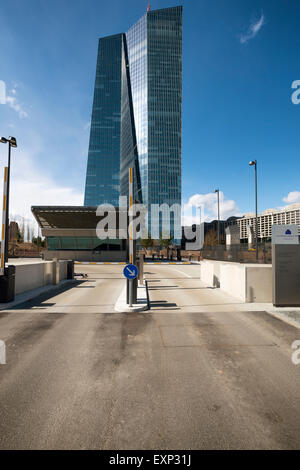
[272,224,300,306]
[272,224,299,245]
[138,251,144,286]
[127,167,138,306]
[123,264,139,307]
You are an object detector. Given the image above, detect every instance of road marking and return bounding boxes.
[176,269,193,278]
[0,340,6,365]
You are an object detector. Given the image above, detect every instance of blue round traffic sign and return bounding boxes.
[123,264,138,280]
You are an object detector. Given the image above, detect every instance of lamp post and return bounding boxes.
[197,205,202,251]
[214,189,220,245]
[249,160,258,262]
[0,136,17,264]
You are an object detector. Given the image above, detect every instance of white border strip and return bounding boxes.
[74,262,191,266]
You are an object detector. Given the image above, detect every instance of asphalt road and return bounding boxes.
[0,264,299,450]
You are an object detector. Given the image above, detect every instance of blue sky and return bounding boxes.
[0,0,300,224]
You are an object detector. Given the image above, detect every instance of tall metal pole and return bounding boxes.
[5,142,11,264]
[129,167,134,307]
[255,161,258,262]
[249,159,258,262]
[199,205,202,251]
[217,191,220,245]
[215,189,220,245]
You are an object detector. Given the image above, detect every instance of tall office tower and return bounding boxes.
[123,6,182,239]
[84,34,122,206]
[85,6,182,241]
[120,34,143,204]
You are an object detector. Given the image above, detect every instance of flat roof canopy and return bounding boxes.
[31,206,122,230]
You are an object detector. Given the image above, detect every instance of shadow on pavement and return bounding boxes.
[5,279,87,311]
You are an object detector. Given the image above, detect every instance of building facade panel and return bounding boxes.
[238,205,300,240]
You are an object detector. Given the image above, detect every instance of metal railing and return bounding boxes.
[201,243,272,264]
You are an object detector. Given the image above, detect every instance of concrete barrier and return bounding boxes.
[245,264,272,303]
[219,264,246,301]
[43,250,127,262]
[200,260,223,288]
[200,260,272,303]
[14,260,69,295]
[200,261,215,287]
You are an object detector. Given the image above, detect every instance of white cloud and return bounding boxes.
[0,82,29,118]
[283,191,300,204]
[0,148,83,226]
[182,191,241,226]
[6,94,28,118]
[240,12,265,44]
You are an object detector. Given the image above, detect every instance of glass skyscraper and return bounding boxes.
[84,34,122,206]
[85,6,182,240]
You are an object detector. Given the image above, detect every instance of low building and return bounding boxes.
[237,204,300,241]
[181,217,239,250]
[32,206,127,262]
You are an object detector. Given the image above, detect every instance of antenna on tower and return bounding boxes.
[147,0,151,12]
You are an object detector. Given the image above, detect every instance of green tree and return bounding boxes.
[159,233,173,248]
[141,234,154,251]
[204,229,218,246]
[32,236,45,248]
[159,234,174,259]
[16,228,23,243]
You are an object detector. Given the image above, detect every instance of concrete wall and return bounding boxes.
[200,260,272,303]
[200,260,221,287]
[246,265,272,303]
[219,264,246,301]
[43,250,127,262]
[14,260,69,295]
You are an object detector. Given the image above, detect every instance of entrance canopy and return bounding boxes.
[31,206,123,237]
[31,206,127,261]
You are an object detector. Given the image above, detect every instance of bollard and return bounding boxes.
[67,260,74,280]
[139,252,144,286]
[0,265,15,303]
[52,259,59,285]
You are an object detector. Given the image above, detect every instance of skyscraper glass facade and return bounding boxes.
[124,7,182,239]
[85,7,182,241]
[125,14,148,206]
[120,34,143,204]
[84,34,122,206]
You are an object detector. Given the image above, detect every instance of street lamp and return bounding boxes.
[197,205,202,251]
[0,136,17,264]
[214,189,220,245]
[249,160,258,262]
